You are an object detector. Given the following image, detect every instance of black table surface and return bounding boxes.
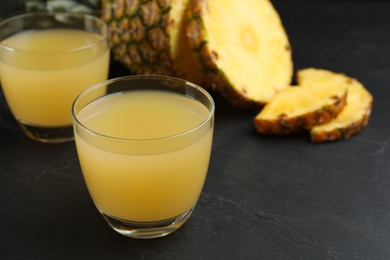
[1,1,390,259]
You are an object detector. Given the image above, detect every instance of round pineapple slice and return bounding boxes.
[187,0,293,109]
[101,0,205,85]
[297,68,373,142]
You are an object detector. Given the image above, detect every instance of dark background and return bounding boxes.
[1,0,390,259]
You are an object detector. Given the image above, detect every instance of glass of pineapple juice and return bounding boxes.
[0,12,110,143]
[72,75,215,239]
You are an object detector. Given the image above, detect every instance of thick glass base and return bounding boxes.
[100,207,194,239]
[18,120,74,143]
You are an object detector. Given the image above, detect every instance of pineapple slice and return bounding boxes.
[297,68,373,142]
[101,0,205,86]
[186,0,293,109]
[254,84,348,135]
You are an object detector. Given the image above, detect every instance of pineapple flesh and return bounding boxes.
[101,0,205,85]
[297,68,373,142]
[186,0,293,109]
[254,83,348,135]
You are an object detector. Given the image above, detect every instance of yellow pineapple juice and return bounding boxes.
[74,89,214,222]
[0,29,110,127]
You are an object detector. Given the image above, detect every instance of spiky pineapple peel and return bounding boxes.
[254,68,374,142]
[101,0,206,86]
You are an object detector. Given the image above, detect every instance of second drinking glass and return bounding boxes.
[0,12,110,143]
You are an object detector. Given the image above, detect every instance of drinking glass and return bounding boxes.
[0,12,110,143]
[72,75,215,239]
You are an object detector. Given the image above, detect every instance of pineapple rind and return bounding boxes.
[102,0,174,75]
[254,85,347,134]
[298,68,373,142]
[102,0,203,83]
[186,0,293,109]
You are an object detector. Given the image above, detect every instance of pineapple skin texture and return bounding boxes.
[101,0,175,75]
[186,0,293,110]
[101,0,206,86]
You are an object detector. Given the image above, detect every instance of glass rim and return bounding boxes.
[72,75,215,142]
[0,11,109,55]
